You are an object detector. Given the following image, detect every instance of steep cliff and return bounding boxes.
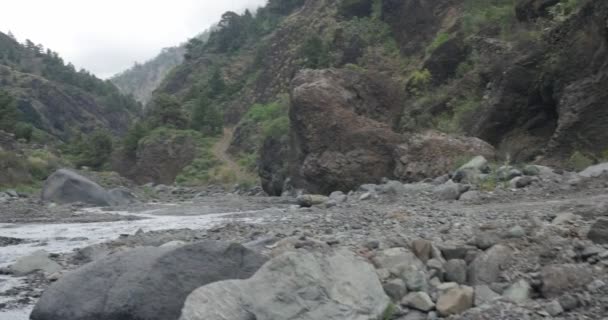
[126,0,608,192]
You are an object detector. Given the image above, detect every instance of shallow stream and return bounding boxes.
[0,204,272,319]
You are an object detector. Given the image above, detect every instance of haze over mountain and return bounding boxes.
[0,0,267,78]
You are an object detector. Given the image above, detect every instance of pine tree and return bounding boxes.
[0,90,17,132]
[208,68,226,98]
[148,94,187,129]
[190,97,223,135]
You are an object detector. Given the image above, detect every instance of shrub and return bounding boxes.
[427,32,451,53]
[237,153,258,172]
[246,98,290,140]
[409,69,433,95]
[122,122,149,158]
[455,60,475,78]
[27,156,53,180]
[549,0,581,20]
[190,97,223,135]
[433,97,481,134]
[382,303,397,320]
[299,36,331,69]
[262,116,290,139]
[148,94,188,129]
[175,136,220,186]
[338,0,374,18]
[462,0,517,37]
[340,17,400,56]
[14,122,33,142]
[66,130,114,170]
[567,151,593,171]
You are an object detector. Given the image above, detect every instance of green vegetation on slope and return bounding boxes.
[0,32,140,113]
[63,130,114,171]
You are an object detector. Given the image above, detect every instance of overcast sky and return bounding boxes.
[0,0,267,78]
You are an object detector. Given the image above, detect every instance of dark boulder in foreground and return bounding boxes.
[31,241,267,320]
[41,169,112,206]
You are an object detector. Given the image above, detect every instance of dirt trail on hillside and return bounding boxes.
[211,127,250,183]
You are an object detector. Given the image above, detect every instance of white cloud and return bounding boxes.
[0,0,267,78]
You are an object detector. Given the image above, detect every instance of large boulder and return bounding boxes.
[31,241,267,320]
[288,69,405,194]
[180,249,390,320]
[112,129,199,185]
[284,68,495,194]
[41,169,112,206]
[393,132,495,182]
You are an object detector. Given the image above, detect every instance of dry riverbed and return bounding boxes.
[1,172,608,319]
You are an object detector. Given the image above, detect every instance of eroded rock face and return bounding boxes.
[283,68,495,194]
[394,132,495,182]
[470,1,608,162]
[259,136,290,196]
[180,249,389,320]
[381,0,458,55]
[288,69,405,194]
[31,242,267,320]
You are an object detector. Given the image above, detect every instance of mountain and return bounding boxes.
[0,31,140,140]
[115,0,608,194]
[110,30,213,105]
[111,47,185,105]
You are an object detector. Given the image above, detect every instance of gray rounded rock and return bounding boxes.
[445,259,467,284]
[180,249,389,320]
[41,169,111,206]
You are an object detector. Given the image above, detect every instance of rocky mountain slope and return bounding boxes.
[0,32,140,140]
[123,0,608,194]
